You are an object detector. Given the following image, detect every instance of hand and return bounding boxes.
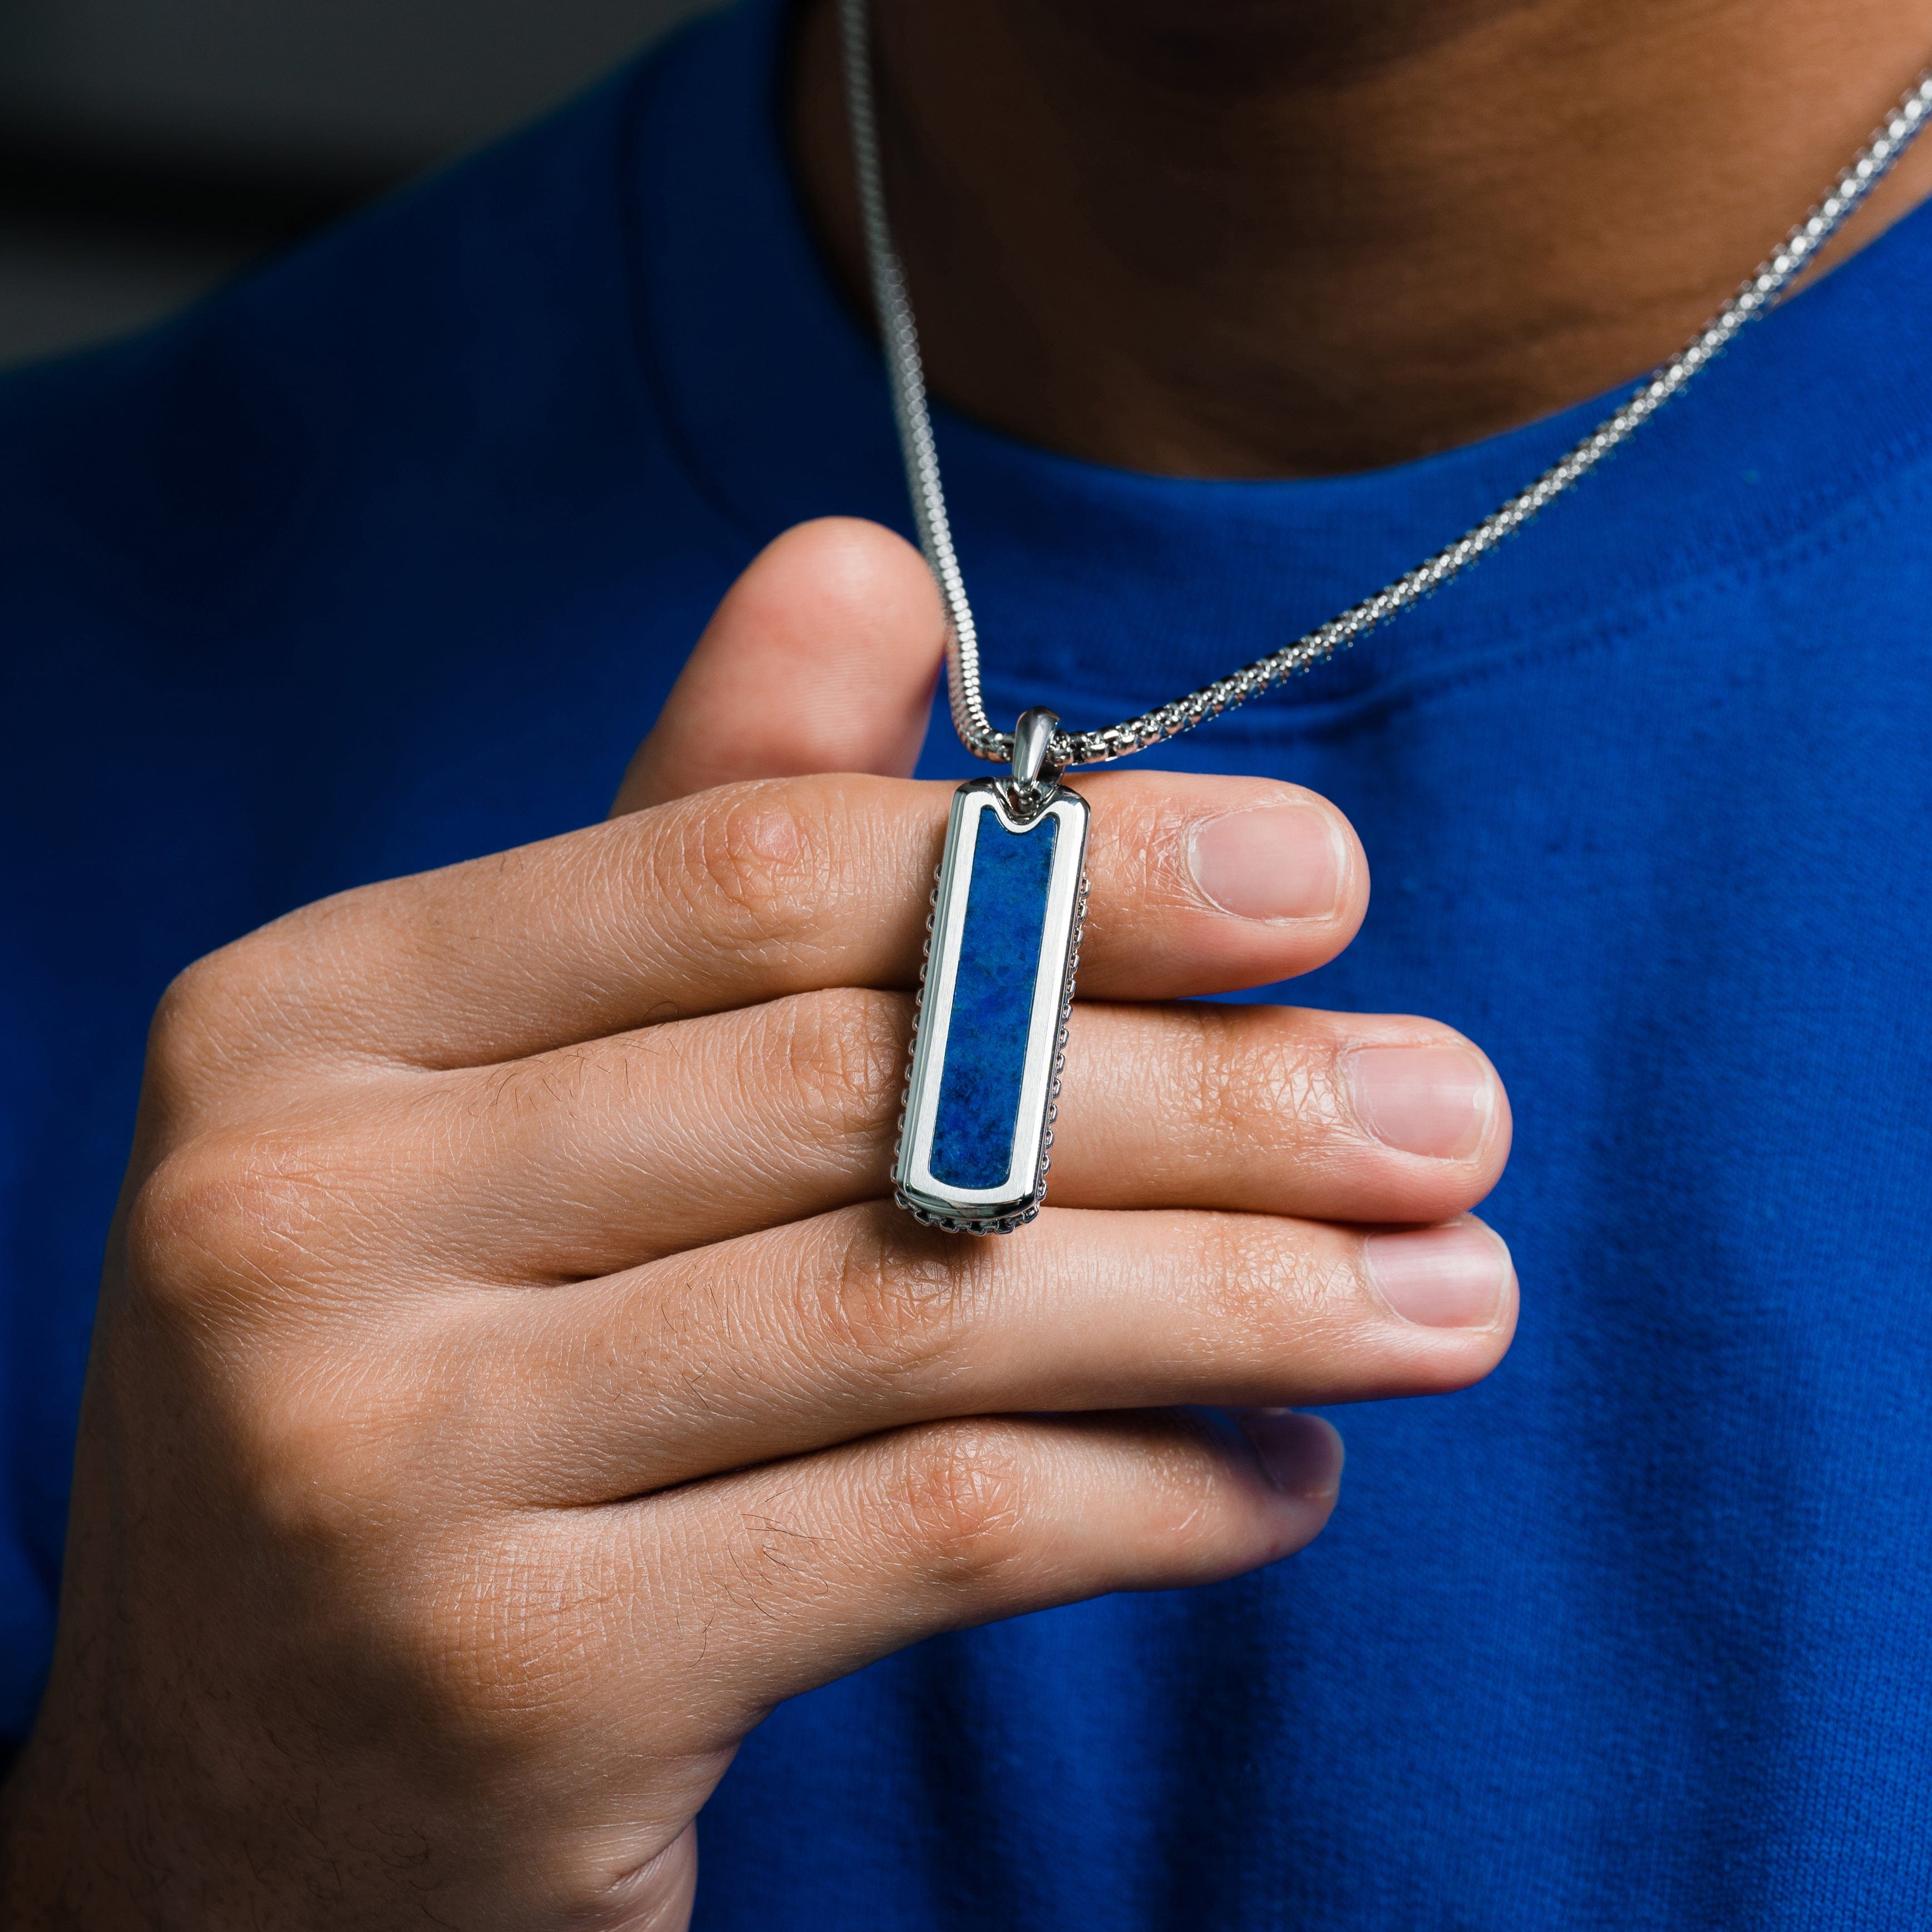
[0,520,1513,1929]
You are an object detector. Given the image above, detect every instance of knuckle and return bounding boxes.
[1199,1213,1335,1343]
[211,1336,464,1591]
[1191,1008,1329,1154]
[238,1360,416,1545]
[760,988,905,1145]
[123,1130,331,1324]
[673,782,835,951]
[145,892,389,1090]
[800,1211,978,1398]
[884,1421,1032,1581]
[1090,781,1195,915]
[1194,1216,1281,1345]
[145,943,260,1092]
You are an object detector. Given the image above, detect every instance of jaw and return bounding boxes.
[820,0,1932,476]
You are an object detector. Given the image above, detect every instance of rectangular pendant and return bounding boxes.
[895,779,1090,1234]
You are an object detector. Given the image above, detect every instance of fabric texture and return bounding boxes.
[3,2,1931,1923]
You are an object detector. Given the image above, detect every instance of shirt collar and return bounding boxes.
[627,0,1932,747]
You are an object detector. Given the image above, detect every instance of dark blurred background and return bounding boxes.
[0,0,718,368]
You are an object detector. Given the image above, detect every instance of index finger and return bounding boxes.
[178,768,1366,1075]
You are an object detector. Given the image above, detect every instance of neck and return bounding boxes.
[791,0,1932,478]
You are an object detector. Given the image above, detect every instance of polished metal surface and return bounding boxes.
[840,0,1932,771]
[894,780,1090,1234]
[1003,704,1063,822]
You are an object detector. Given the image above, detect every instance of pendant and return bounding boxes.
[895,709,1090,1234]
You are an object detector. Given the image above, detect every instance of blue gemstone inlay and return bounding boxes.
[929,810,1061,1191]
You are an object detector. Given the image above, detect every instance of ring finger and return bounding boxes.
[434,1198,1516,1507]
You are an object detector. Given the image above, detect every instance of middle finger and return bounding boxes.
[358,989,1509,1277]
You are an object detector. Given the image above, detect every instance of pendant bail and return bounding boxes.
[1006,708,1063,821]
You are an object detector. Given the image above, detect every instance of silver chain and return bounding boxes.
[839,0,1932,771]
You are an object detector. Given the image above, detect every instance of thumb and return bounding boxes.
[613,517,945,815]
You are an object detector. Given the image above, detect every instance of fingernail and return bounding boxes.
[1189,805,1344,921]
[1347,1044,1494,1160]
[1238,1409,1345,1499]
[1364,1223,1511,1329]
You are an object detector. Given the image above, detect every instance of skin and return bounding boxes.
[791,0,1932,475]
[0,521,1514,1926]
[7,0,1927,1923]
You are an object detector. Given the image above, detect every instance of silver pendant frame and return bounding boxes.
[894,778,1090,1234]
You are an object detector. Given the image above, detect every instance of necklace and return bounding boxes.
[840,1,1932,1233]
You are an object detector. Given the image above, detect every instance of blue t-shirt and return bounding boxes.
[6,3,1932,1924]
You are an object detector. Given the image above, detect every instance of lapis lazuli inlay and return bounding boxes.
[928,812,1061,1190]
